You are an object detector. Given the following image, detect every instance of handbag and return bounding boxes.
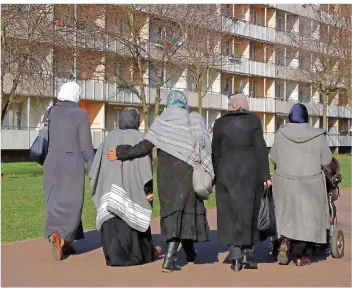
[188,118,213,200]
[257,186,277,237]
[29,106,53,165]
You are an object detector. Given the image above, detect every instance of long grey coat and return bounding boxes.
[270,123,332,244]
[43,101,94,242]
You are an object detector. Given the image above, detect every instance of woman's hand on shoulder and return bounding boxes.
[106,149,118,161]
[264,179,272,189]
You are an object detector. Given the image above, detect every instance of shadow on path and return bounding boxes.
[72,228,329,266]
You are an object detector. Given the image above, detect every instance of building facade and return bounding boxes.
[1,4,352,161]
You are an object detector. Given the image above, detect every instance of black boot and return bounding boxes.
[231,258,243,271]
[243,249,258,269]
[229,245,243,272]
[161,241,182,273]
[181,240,198,263]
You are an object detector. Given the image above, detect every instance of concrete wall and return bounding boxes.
[266,78,275,98]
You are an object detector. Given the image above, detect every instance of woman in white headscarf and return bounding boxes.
[43,82,94,261]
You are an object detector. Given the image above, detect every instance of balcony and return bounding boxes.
[339,106,352,119]
[55,78,142,104]
[222,56,250,75]
[223,56,276,78]
[249,60,275,78]
[1,128,107,150]
[247,97,276,113]
[148,87,228,110]
[275,99,295,115]
[223,17,276,43]
[340,135,352,147]
[305,102,323,116]
[2,73,55,97]
[269,4,318,20]
[275,65,307,82]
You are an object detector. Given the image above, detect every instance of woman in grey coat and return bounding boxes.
[270,103,332,266]
[43,82,94,261]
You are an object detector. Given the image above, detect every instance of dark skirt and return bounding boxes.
[157,150,210,242]
[161,211,210,242]
[100,217,156,267]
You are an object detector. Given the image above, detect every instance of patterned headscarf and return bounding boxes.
[167,90,189,111]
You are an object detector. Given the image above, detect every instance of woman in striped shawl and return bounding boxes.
[107,90,214,273]
[90,108,161,267]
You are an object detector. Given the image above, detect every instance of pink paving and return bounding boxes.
[2,190,351,287]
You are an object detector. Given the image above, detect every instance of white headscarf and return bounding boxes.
[57,82,81,103]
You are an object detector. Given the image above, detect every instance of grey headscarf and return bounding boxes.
[119,108,140,130]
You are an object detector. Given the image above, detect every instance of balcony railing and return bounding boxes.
[223,56,276,78]
[1,128,107,150]
[222,17,276,43]
[2,128,350,151]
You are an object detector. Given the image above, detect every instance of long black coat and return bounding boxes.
[116,140,210,242]
[212,109,270,246]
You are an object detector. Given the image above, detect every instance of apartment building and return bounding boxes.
[2,4,352,161]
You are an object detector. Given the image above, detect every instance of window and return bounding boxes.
[224,4,231,17]
[114,110,120,129]
[276,117,285,131]
[223,78,231,95]
[250,10,257,24]
[275,83,285,99]
[249,79,256,97]
[250,46,256,61]
[225,40,232,55]
[116,64,124,81]
[119,20,125,35]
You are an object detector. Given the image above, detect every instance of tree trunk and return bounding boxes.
[321,92,328,130]
[154,68,163,119]
[140,86,149,130]
[197,84,203,115]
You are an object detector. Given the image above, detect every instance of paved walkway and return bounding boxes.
[2,191,351,287]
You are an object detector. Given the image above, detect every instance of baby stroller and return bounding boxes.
[270,157,344,259]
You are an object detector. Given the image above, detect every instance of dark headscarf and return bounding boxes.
[288,103,309,124]
[118,107,140,130]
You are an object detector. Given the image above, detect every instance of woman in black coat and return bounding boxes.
[107,90,214,273]
[212,93,271,271]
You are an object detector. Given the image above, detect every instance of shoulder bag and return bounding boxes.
[29,106,53,165]
[188,117,213,200]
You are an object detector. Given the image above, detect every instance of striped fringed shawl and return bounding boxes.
[89,129,153,232]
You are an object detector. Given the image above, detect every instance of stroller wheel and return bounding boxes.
[331,229,344,258]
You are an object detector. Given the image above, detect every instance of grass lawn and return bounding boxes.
[1,156,351,243]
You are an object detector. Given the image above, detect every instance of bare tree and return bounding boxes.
[1,4,57,125]
[146,5,187,118]
[170,5,224,115]
[282,4,352,129]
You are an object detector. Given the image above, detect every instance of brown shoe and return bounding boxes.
[296,256,312,266]
[49,233,62,261]
[155,246,162,255]
[62,241,76,255]
[278,239,290,265]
